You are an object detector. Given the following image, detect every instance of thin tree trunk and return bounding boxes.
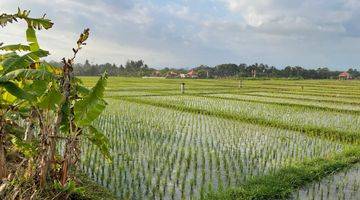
[49,112,62,172]
[0,135,7,179]
[60,142,70,186]
[61,135,75,186]
[24,120,35,178]
[59,32,88,186]
[38,115,50,188]
[39,153,48,187]
[60,61,71,186]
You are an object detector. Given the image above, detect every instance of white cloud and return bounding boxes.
[1,0,360,69]
[244,7,268,27]
[220,0,355,37]
[224,0,276,26]
[344,0,360,9]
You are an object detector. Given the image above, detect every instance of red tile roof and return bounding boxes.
[339,72,350,77]
[187,69,197,76]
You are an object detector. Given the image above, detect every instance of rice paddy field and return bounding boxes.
[80,77,360,200]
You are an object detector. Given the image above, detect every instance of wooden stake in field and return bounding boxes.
[180,83,185,94]
[239,80,243,88]
[252,69,256,78]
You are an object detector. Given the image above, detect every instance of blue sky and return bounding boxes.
[1,0,360,70]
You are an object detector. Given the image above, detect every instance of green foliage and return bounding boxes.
[2,121,25,139]
[74,73,108,126]
[76,85,91,96]
[0,52,17,63]
[86,126,112,161]
[23,17,53,30]
[0,69,56,82]
[53,180,85,196]
[38,61,63,75]
[0,8,53,30]
[0,44,30,51]
[0,69,58,102]
[26,27,40,51]
[76,172,118,200]
[62,59,360,79]
[0,81,33,101]
[25,80,48,96]
[73,73,111,161]
[37,88,63,110]
[11,136,38,158]
[0,8,110,198]
[0,13,18,27]
[1,50,49,74]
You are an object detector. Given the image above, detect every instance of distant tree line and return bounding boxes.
[49,60,360,79]
[196,64,360,79]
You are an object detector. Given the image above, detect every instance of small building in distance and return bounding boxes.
[165,71,179,78]
[180,73,189,78]
[187,69,198,78]
[339,72,351,80]
[152,70,162,77]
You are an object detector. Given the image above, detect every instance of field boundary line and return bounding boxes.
[198,94,360,115]
[238,93,360,106]
[272,90,360,99]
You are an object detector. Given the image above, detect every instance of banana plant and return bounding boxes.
[0,8,111,193]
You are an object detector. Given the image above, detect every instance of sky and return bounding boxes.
[1,0,360,70]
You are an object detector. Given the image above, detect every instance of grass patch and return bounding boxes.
[205,146,360,200]
[75,172,117,200]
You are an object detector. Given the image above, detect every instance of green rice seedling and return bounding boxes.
[79,99,346,199]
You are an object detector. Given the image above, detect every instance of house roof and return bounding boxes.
[187,69,197,75]
[339,72,350,77]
